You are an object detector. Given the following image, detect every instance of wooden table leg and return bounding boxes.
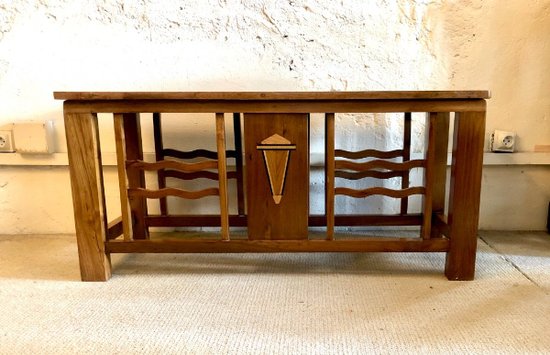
[65,112,111,281]
[445,110,485,280]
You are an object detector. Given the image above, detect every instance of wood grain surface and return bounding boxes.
[244,113,309,240]
[106,237,449,253]
[64,112,111,281]
[57,90,487,281]
[54,91,490,100]
[445,111,486,280]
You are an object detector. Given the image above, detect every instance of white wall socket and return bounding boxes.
[0,130,15,152]
[491,130,516,152]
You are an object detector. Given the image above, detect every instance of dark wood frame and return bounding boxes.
[55,91,488,281]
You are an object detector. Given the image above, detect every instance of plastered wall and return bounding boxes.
[0,1,549,233]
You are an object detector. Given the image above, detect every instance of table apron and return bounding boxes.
[63,99,486,114]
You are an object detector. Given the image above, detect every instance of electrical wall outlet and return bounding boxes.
[0,130,15,152]
[491,130,516,152]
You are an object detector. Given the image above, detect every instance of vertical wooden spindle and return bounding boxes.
[431,112,450,238]
[325,113,335,240]
[216,113,230,240]
[421,112,436,239]
[400,112,412,215]
[153,113,168,215]
[233,112,245,216]
[114,114,133,242]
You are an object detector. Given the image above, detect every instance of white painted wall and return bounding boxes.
[0,0,549,233]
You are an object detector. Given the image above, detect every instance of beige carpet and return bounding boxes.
[0,231,548,354]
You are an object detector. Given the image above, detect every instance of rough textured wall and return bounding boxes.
[0,1,549,232]
[0,0,446,116]
[440,0,550,151]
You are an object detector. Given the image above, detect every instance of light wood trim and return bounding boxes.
[106,237,450,253]
[421,113,436,239]
[335,170,403,180]
[129,187,219,200]
[335,186,425,199]
[260,133,292,145]
[54,90,491,101]
[113,114,133,241]
[325,113,335,240]
[216,113,230,241]
[257,145,297,150]
[261,149,292,204]
[335,159,425,172]
[127,159,218,172]
[64,112,111,281]
[445,111,486,280]
[335,148,404,159]
[61,99,488,114]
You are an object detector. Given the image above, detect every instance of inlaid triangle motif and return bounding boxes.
[257,134,296,204]
[261,134,291,145]
[263,150,290,204]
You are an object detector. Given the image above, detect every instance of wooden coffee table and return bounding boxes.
[54,91,488,281]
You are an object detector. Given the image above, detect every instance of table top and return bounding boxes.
[54,91,490,101]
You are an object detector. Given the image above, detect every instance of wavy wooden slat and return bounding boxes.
[164,170,237,181]
[127,159,218,172]
[335,170,403,180]
[335,149,404,159]
[335,186,426,198]
[128,187,219,200]
[335,159,425,172]
[163,148,218,160]
[162,148,238,160]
